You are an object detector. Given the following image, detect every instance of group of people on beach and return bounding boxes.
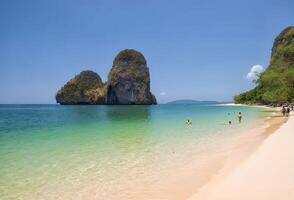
[281,104,293,117]
[186,104,292,126]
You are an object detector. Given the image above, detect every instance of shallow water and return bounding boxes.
[0,104,270,200]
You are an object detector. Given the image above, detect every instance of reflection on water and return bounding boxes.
[105,105,150,121]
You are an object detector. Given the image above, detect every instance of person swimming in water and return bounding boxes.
[186,119,192,125]
[238,112,242,123]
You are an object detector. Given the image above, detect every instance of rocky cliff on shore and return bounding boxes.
[56,49,157,105]
[234,26,294,104]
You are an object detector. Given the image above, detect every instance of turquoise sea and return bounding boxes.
[0,104,271,200]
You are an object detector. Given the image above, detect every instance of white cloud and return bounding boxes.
[246,64,264,80]
[160,92,167,96]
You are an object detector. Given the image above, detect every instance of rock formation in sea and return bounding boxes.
[56,70,106,105]
[106,49,157,105]
[56,49,157,105]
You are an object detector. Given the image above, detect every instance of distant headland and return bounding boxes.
[56,49,157,105]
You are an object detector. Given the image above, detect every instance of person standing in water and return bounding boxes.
[186,119,192,125]
[238,112,242,123]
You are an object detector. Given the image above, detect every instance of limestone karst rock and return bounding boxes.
[56,49,157,105]
[56,70,106,104]
[106,49,157,105]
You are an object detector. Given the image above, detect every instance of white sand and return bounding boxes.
[188,113,294,200]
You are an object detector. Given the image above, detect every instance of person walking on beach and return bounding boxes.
[238,112,242,123]
[286,107,290,117]
[282,106,286,116]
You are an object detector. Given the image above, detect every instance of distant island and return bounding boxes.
[234,26,294,105]
[56,49,157,105]
[167,99,219,104]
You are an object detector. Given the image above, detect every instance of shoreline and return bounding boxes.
[187,107,292,200]
[167,105,287,200]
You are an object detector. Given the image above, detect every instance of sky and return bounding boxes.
[0,0,293,104]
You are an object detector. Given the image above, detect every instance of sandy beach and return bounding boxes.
[188,110,294,200]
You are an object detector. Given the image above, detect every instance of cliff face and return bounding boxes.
[269,26,294,71]
[56,49,157,105]
[56,70,106,105]
[106,49,157,105]
[234,26,294,104]
[271,26,294,58]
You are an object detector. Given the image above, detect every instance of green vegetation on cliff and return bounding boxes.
[56,70,106,105]
[113,49,146,65]
[234,26,294,104]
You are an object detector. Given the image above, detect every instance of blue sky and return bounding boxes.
[0,0,293,104]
